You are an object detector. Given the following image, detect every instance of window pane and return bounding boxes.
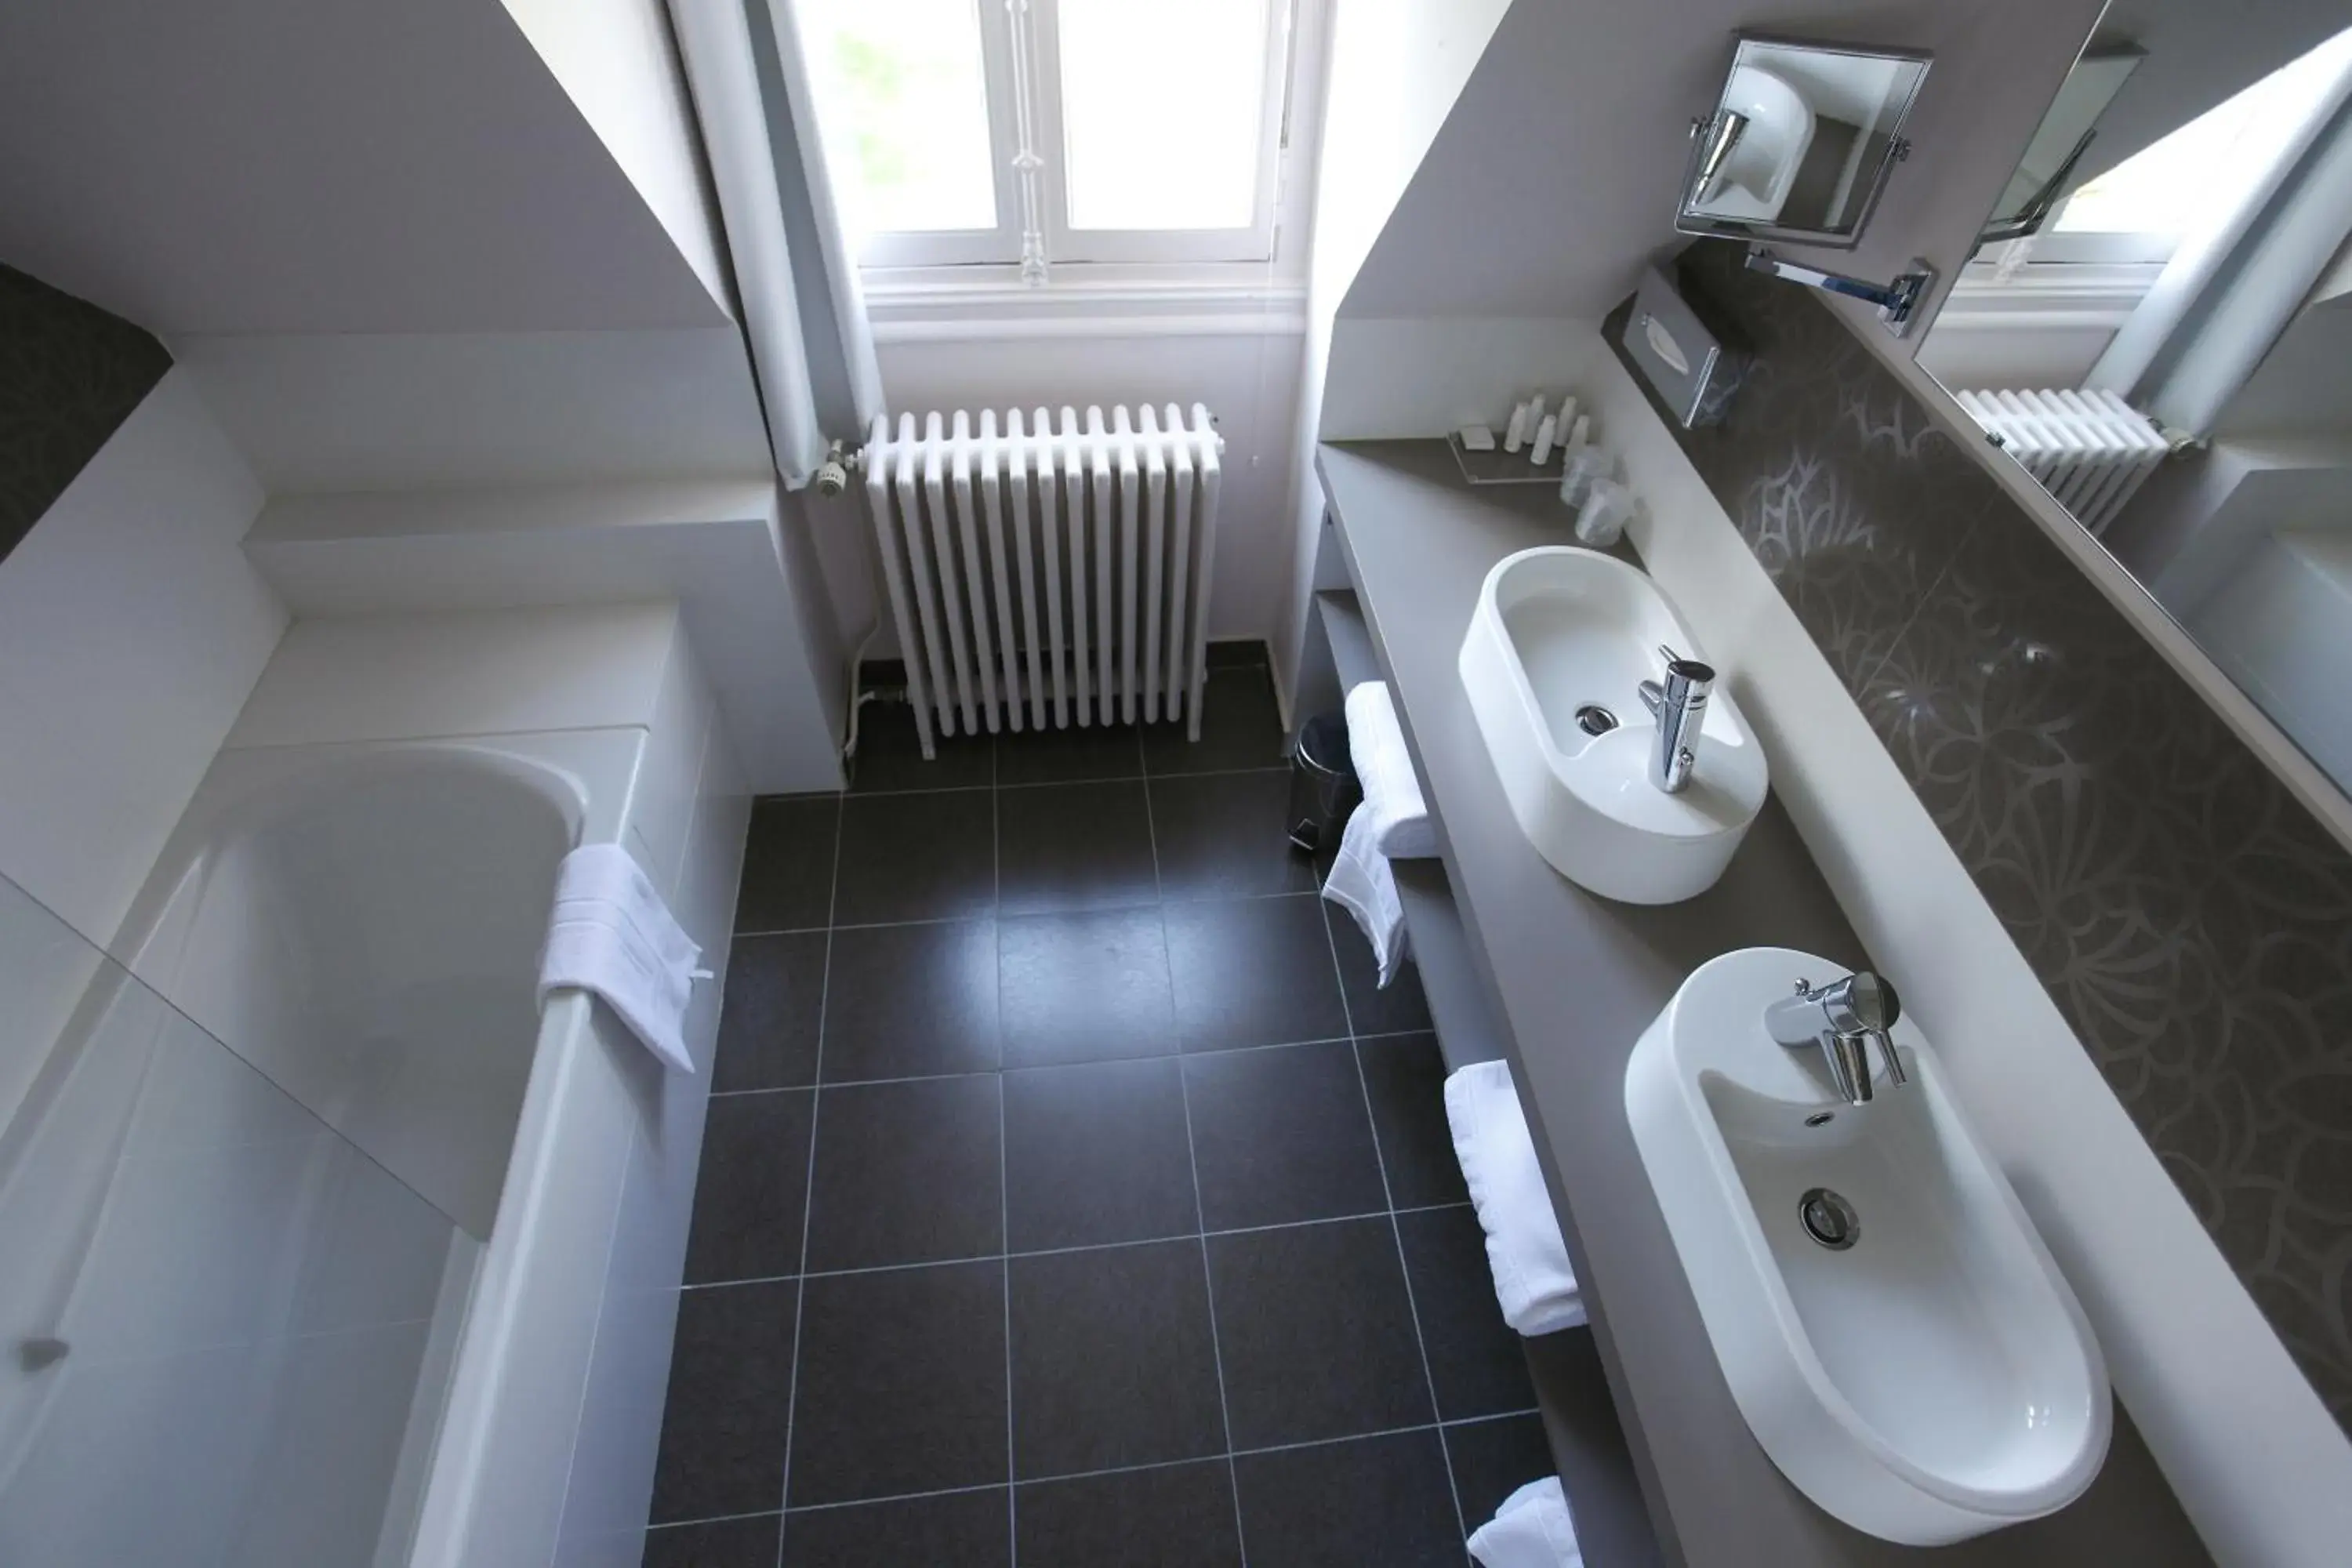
[798,0,1000,234]
[1057,0,1272,230]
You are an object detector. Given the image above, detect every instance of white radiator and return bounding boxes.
[1955,388,2169,535]
[862,404,1223,757]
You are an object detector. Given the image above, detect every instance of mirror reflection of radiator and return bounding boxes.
[862,405,1223,760]
[1955,388,2170,535]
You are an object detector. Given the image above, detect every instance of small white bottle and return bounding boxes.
[1567,413,1592,449]
[1504,401,1531,453]
[1530,414,1559,466]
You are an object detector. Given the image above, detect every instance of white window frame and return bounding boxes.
[825,0,1301,279]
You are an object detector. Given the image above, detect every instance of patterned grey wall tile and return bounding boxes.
[1614,238,2352,1431]
[0,263,171,563]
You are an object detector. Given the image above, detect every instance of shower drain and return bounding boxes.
[1573,703,1619,737]
[1798,1187,1860,1251]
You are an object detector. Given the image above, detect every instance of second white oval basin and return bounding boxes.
[1458,546,1766,903]
[1624,947,2112,1544]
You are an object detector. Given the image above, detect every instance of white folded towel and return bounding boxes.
[1345,681,1438,859]
[1468,1477,1583,1568]
[538,843,708,1074]
[1446,1059,1587,1334]
[1322,801,1407,987]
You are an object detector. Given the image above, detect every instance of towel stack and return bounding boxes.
[537,842,709,1073]
[1321,682,1436,988]
[1444,1059,1586,1335]
[1469,1477,1583,1567]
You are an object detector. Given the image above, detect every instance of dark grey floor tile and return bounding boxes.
[1232,1429,1463,1567]
[1183,1043,1388,1230]
[833,789,995,925]
[1360,1033,1469,1209]
[787,1260,1008,1507]
[1445,1412,1555,1535]
[998,779,1159,913]
[849,699,993,793]
[735,797,838,934]
[1004,1058,1198,1250]
[781,1489,1008,1567]
[804,1076,1001,1272]
[1327,898,1436,1035]
[1149,771,1315,899]
[999,907,1177,1067]
[1164,895,1349,1052]
[684,1091,815,1285]
[713,932,826,1092]
[1016,1461,1241,1567]
[1396,1204,1535,1421]
[820,919,1000,1082]
[648,1279,797,1523]
[996,719,1142,785]
[1143,662,1287,775]
[1207,1217,1434,1448]
[643,1512,781,1566]
[1204,639,1271,669]
[1009,1240,1227,1477]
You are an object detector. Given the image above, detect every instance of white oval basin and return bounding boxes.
[1457,546,1766,904]
[1624,947,2111,1544]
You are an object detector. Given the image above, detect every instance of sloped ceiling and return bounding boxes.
[0,0,728,336]
[1340,0,2106,322]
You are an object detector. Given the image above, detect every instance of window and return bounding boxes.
[796,0,1293,274]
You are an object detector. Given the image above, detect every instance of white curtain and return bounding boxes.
[670,0,885,487]
[2089,31,2352,437]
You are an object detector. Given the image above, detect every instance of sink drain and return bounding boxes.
[1798,1188,1860,1251]
[1573,703,1619,737]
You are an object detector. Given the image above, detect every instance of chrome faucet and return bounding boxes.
[1636,645,1714,794]
[1765,972,1909,1106]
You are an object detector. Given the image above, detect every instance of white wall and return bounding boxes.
[0,368,285,946]
[0,0,727,336]
[1272,0,1518,695]
[1341,0,2104,328]
[499,0,731,312]
[172,329,771,494]
[1586,339,2352,1566]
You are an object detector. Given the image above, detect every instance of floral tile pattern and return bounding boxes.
[1,263,171,563]
[1612,241,2352,1430]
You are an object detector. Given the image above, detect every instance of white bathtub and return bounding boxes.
[103,605,749,1566]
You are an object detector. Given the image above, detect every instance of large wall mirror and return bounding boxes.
[1913,2,2352,797]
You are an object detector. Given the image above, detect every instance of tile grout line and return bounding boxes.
[771,791,845,1568]
[1319,897,1472,1548]
[677,1201,1483,1290]
[649,1410,1548,1531]
[1140,730,1253,1568]
[707,1024,1446,1099]
[842,760,1292,799]
[732,880,1342,942]
[994,774,1019,1568]
[710,1025,1410,1098]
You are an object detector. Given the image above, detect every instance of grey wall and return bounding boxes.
[0,264,169,563]
[1616,239,2352,1432]
[1338,0,2105,326]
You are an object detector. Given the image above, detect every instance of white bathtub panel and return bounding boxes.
[554,706,746,1564]
[630,622,718,903]
[226,602,679,750]
[408,997,638,1568]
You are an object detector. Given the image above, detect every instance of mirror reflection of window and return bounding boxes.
[2047,35,2352,263]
